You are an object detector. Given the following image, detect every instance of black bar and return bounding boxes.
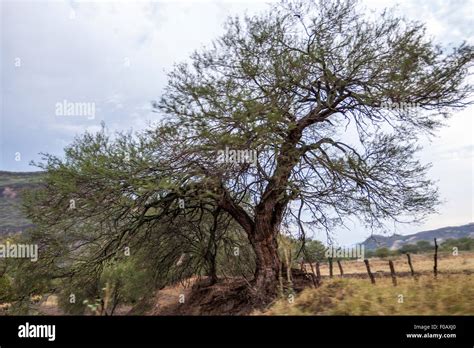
[0,316,472,346]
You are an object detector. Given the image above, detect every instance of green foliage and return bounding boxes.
[101,259,151,304]
[365,250,375,258]
[415,240,432,252]
[367,237,474,258]
[374,247,391,258]
[58,256,153,315]
[398,244,421,254]
[440,238,474,252]
[10,126,255,313]
[0,273,13,302]
[301,239,327,263]
[278,235,326,266]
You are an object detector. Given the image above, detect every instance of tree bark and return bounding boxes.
[337,259,344,277]
[315,262,321,282]
[206,253,218,285]
[364,259,376,284]
[219,192,283,298]
[406,253,415,277]
[205,207,220,285]
[249,224,281,299]
[388,260,397,287]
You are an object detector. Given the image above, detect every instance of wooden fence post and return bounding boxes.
[328,258,334,278]
[337,260,344,277]
[364,259,376,284]
[388,260,397,286]
[315,262,321,282]
[279,261,284,296]
[308,262,319,287]
[283,246,292,285]
[434,238,438,277]
[406,253,415,277]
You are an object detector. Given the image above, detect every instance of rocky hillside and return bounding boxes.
[0,171,43,235]
[361,223,474,250]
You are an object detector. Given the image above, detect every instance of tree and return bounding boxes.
[156,0,472,298]
[399,243,420,254]
[441,237,474,252]
[375,247,391,258]
[415,240,432,252]
[301,239,327,263]
[22,0,473,305]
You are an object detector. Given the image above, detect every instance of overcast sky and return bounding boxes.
[1,0,473,245]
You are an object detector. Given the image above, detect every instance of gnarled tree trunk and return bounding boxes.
[249,205,285,299]
[250,232,280,299]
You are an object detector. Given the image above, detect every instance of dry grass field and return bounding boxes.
[264,274,474,315]
[264,252,474,315]
[3,252,473,316]
[306,251,474,276]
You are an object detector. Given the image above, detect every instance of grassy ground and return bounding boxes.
[263,274,474,315]
[264,252,474,315]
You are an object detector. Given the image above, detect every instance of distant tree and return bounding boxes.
[282,237,326,265]
[399,243,420,254]
[416,240,432,252]
[374,247,391,258]
[440,238,474,252]
[301,239,327,263]
[365,250,375,258]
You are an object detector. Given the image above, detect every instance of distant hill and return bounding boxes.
[361,223,474,251]
[0,171,43,235]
